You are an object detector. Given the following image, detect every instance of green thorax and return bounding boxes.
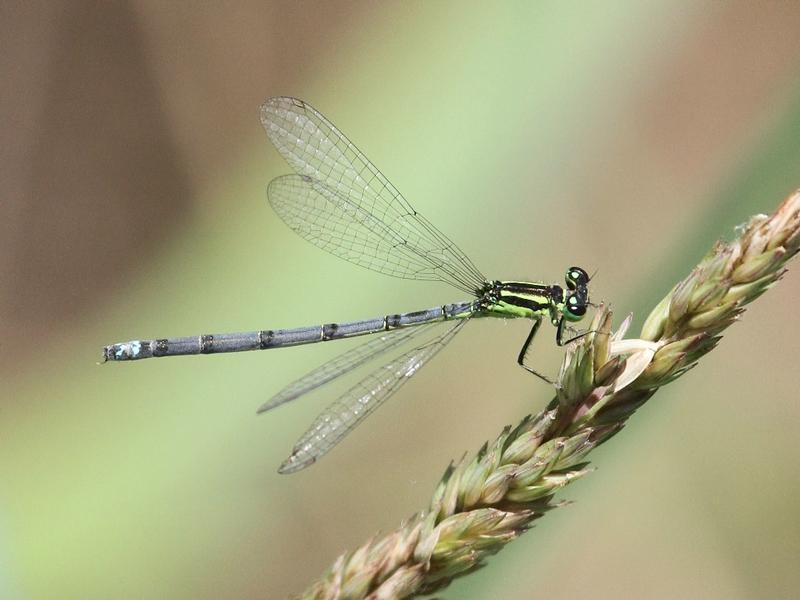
[480,280,563,322]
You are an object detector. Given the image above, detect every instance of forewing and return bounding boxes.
[261,96,486,294]
[278,318,468,474]
[267,175,450,281]
[256,323,437,413]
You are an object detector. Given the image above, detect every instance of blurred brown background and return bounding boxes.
[1,1,368,366]
[2,2,800,599]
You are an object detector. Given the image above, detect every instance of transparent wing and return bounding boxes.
[278,318,469,474]
[256,323,438,414]
[260,96,487,295]
[267,175,478,286]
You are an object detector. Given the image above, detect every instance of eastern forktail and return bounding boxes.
[104,97,591,473]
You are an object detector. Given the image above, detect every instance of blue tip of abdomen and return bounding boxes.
[102,340,145,361]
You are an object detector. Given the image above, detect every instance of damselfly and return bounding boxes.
[103,97,592,473]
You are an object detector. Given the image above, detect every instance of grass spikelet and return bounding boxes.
[296,189,800,600]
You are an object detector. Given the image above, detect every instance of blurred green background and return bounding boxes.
[2,2,799,598]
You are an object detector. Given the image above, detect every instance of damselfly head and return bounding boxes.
[561,266,590,322]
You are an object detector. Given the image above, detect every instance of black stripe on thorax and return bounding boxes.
[501,294,549,312]
[499,281,552,295]
[498,281,558,313]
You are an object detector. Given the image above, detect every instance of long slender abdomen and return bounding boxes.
[102,301,476,362]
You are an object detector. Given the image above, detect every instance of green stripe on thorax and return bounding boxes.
[480,280,561,321]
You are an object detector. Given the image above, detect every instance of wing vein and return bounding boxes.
[261,97,487,294]
[278,318,468,473]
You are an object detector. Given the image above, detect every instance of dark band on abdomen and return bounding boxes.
[259,330,275,349]
[200,334,214,353]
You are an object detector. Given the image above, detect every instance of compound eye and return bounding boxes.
[565,266,589,290]
[566,267,589,290]
[564,295,587,321]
